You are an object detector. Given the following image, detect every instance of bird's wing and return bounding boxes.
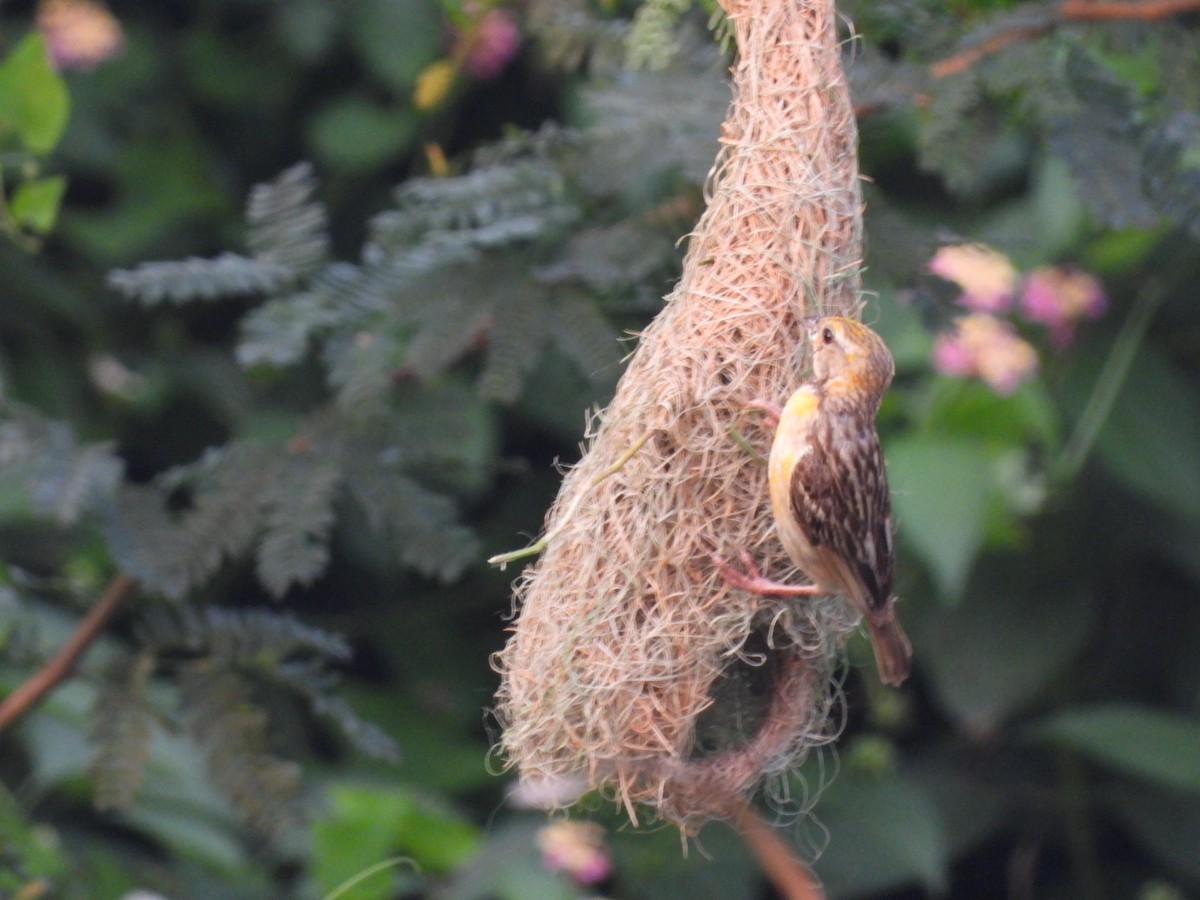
[789,420,894,614]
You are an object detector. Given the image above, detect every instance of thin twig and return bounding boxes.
[728,798,826,900]
[930,24,1050,78]
[1061,0,1200,19]
[930,0,1200,78]
[0,573,137,734]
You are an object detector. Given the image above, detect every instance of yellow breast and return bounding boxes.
[767,386,820,563]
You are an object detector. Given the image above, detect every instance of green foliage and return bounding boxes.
[0,33,70,248]
[0,405,123,524]
[312,783,480,897]
[811,767,949,897]
[179,666,303,837]
[887,435,995,600]
[1,0,1199,897]
[1035,705,1200,794]
[90,652,156,811]
[88,605,398,837]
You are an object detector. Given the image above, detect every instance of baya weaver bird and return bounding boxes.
[720,315,912,687]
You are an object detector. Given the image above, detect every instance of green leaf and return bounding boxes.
[915,556,1092,732]
[924,376,1061,449]
[11,175,67,234]
[1093,347,1200,519]
[1059,338,1200,519]
[1034,704,1200,793]
[313,784,480,898]
[811,769,949,896]
[348,0,441,93]
[1106,784,1200,885]
[0,34,70,154]
[611,818,761,900]
[308,97,417,173]
[887,436,994,601]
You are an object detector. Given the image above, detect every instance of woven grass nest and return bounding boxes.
[493,0,866,831]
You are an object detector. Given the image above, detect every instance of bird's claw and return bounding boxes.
[746,398,782,428]
[711,551,820,597]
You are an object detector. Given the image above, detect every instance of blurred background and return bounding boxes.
[0,0,1198,897]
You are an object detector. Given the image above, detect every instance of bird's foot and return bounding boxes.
[746,398,782,428]
[711,551,820,597]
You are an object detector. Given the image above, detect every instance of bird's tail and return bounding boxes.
[866,602,912,687]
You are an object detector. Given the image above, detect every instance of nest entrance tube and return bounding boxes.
[493,0,865,831]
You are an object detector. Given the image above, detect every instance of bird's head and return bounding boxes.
[802,315,895,405]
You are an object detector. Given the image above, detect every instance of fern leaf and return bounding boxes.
[1048,117,1157,230]
[324,329,402,415]
[179,667,301,837]
[204,606,351,663]
[1142,112,1200,239]
[236,263,370,368]
[368,160,578,256]
[479,288,550,402]
[246,162,331,279]
[138,605,351,669]
[256,455,341,598]
[90,652,156,812]
[577,62,728,188]
[347,473,478,581]
[386,382,496,476]
[105,444,274,599]
[625,0,691,70]
[402,300,494,382]
[548,292,621,382]
[108,253,291,306]
[104,485,194,599]
[276,661,399,762]
[0,407,123,525]
[526,0,624,70]
[1063,44,1138,133]
[917,74,1005,199]
[236,292,341,368]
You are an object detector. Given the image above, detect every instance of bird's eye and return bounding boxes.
[821,327,835,345]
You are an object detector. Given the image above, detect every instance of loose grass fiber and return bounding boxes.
[493,0,865,830]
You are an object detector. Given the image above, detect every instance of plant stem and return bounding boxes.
[1054,283,1164,485]
[1057,746,1106,900]
[728,798,825,900]
[0,573,137,734]
[930,0,1200,77]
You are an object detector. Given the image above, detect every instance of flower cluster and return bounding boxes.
[536,820,612,885]
[459,7,522,80]
[36,0,123,72]
[414,5,522,112]
[928,244,1106,394]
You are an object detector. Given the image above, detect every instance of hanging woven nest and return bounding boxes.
[493,0,864,831]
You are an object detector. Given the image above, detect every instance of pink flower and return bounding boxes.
[933,314,1039,395]
[928,244,1018,313]
[932,332,976,377]
[1020,266,1106,347]
[536,821,611,885]
[36,0,123,72]
[459,8,521,80]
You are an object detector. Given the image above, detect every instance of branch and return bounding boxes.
[930,0,1200,78]
[1061,0,1200,18]
[0,573,137,734]
[728,798,825,900]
